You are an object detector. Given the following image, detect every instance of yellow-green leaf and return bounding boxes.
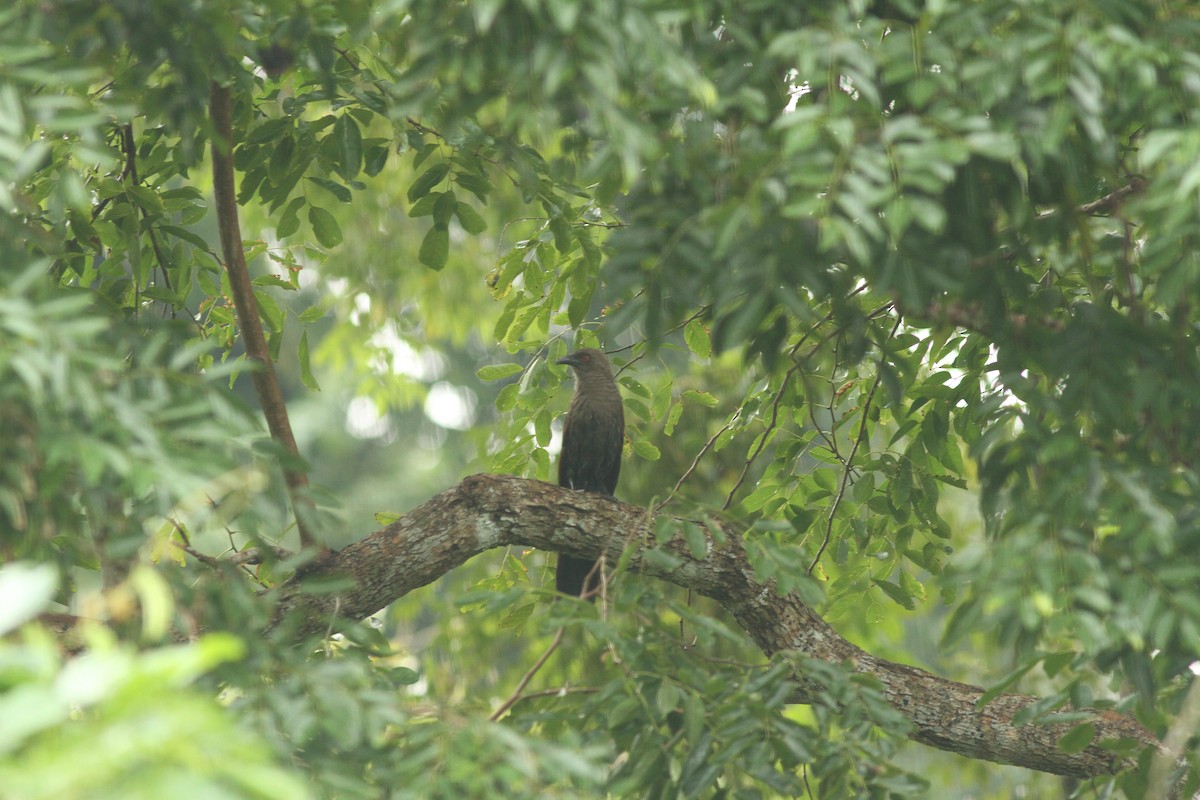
[477,363,524,381]
[684,317,712,359]
[298,328,320,391]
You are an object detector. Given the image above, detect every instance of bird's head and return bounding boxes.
[556,348,615,381]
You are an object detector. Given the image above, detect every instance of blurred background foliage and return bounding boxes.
[3,0,1200,797]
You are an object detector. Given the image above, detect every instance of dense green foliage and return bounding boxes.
[4,0,1200,797]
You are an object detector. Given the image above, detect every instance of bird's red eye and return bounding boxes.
[581,353,590,362]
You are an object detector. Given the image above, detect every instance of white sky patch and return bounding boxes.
[533,417,565,457]
[345,395,395,440]
[889,325,1023,434]
[350,291,371,326]
[783,69,811,113]
[424,382,478,430]
[367,322,447,381]
[296,259,319,290]
[325,276,349,297]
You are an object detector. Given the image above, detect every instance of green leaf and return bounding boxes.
[1057,722,1095,754]
[298,328,320,391]
[455,201,487,234]
[740,482,778,512]
[495,384,520,412]
[363,142,389,176]
[392,666,420,685]
[1042,651,1076,678]
[534,409,551,446]
[873,578,915,610]
[631,439,660,461]
[126,184,163,214]
[408,192,438,217]
[682,521,707,560]
[334,114,363,178]
[308,206,343,247]
[477,363,523,381]
[548,215,572,253]
[407,163,450,203]
[643,548,685,571]
[306,176,352,203]
[664,402,683,435]
[472,0,505,30]
[275,196,306,238]
[576,228,601,267]
[251,274,295,289]
[253,288,283,332]
[684,317,712,359]
[499,601,535,630]
[159,224,210,251]
[898,570,926,603]
[682,389,718,408]
[267,133,296,183]
[419,225,449,270]
[298,305,326,323]
[433,190,458,226]
[455,171,493,202]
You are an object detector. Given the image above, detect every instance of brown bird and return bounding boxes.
[555,348,624,598]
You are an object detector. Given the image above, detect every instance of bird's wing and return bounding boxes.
[558,409,623,495]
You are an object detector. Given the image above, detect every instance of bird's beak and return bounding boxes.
[556,354,580,368]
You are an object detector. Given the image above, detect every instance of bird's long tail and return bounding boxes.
[556,554,598,600]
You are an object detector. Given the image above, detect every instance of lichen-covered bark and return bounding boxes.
[272,473,1157,779]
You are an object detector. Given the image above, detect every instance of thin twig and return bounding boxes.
[808,394,842,462]
[117,122,185,324]
[719,286,873,510]
[612,350,645,379]
[720,333,820,511]
[655,412,740,512]
[227,545,292,565]
[502,686,600,705]
[608,305,710,357]
[807,316,901,574]
[489,627,566,721]
[721,367,798,511]
[170,520,224,569]
[406,116,522,188]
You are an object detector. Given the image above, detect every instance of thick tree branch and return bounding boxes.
[273,474,1157,780]
[209,81,319,551]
